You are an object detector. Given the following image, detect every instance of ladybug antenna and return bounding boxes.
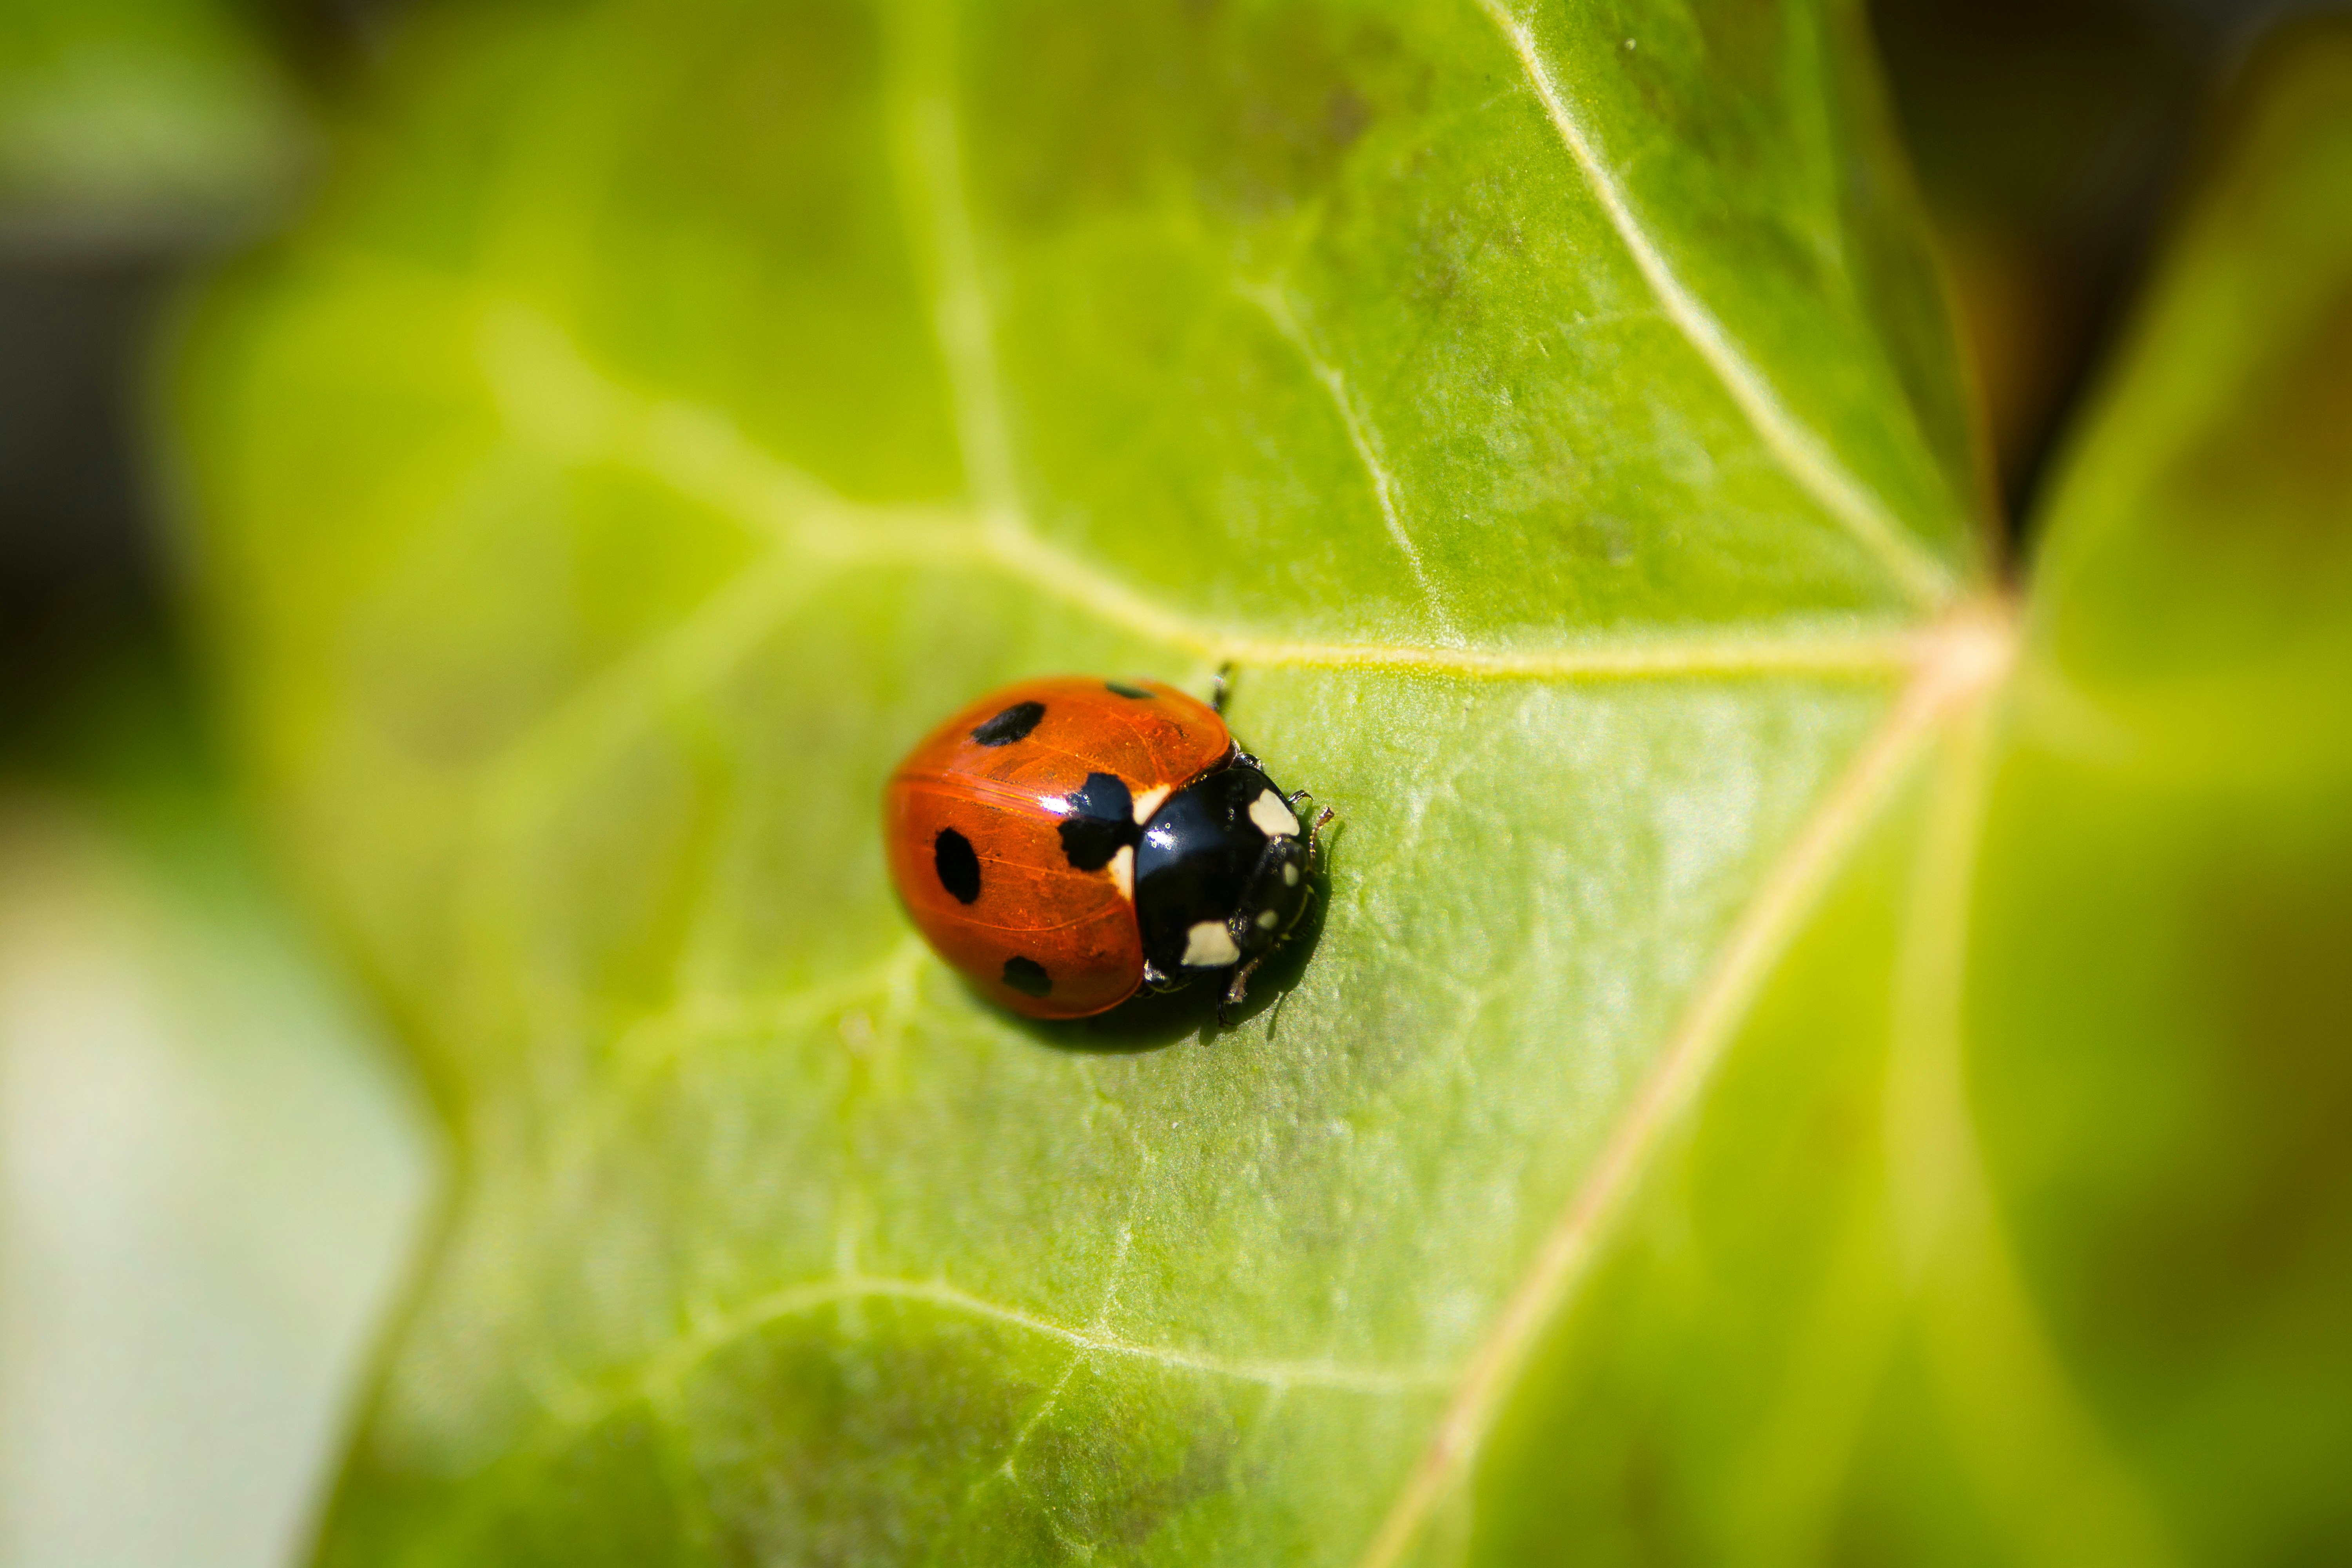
[1210,662,1235,715]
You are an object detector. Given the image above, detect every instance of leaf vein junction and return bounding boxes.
[481,306,1931,696]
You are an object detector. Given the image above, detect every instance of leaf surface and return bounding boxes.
[172,0,2274,1561]
[1466,25,2352,1566]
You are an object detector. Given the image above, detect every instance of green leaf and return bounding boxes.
[1468,24,2352,1567]
[169,0,2349,1564]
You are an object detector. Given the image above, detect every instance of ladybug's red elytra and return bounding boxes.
[883,675,1330,1022]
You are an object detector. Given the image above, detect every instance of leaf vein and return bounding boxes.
[526,1272,1453,1468]
[1238,279,1461,644]
[481,305,1931,697]
[1354,601,2017,1568]
[1469,0,1956,608]
[895,2,1021,524]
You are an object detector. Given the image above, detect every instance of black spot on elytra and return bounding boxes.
[933,828,981,904]
[1002,956,1052,997]
[1105,681,1152,699]
[971,701,1045,746]
[1058,771,1141,871]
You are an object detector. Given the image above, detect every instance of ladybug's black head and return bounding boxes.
[1132,761,1314,985]
[1229,833,1314,957]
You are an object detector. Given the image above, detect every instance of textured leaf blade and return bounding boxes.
[171,0,2002,1562]
[1464,26,2352,1567]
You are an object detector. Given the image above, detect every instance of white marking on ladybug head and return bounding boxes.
[1109,844,1134,902]
[1181,921,1241,968]
[1130,784,1172,825]
[1249,789,1299,839]
[1257,908,1281,929]
[1282,861,1300,886]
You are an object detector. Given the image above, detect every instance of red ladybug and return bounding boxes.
[884,675,1330,1021]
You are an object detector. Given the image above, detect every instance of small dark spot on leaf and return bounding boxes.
[934,829,980,904]
[1002,956,1052,997]
[971,701,1045,746]
[1325,87,1370,149]
[1105,681,1152,699]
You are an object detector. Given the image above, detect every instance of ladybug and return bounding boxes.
[884,675,1331,1022]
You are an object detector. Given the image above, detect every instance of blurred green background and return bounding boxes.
[0,0,2340,1563]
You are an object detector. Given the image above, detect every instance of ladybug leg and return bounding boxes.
[1304,804,1336,866]
[1218,957,1263,1026]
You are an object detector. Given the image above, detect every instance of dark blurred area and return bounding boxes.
[0,250,172,702]
[1873,0,2340,538]
[0,0,390,749]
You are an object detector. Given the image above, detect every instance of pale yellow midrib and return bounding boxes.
[1350,604,2017,1568]
[481,304,1929,713]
